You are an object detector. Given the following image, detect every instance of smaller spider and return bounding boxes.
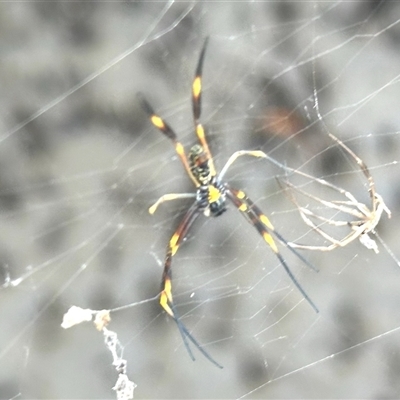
[138,38,318,368]
[278,131,391,254]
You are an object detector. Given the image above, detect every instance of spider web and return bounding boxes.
[1,1,400,399]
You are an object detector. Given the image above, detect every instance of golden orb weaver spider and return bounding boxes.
[138,38,318,368]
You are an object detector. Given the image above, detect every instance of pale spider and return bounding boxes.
[278,131,391,254]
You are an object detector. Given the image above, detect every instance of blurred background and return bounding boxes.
[1,1,400,398]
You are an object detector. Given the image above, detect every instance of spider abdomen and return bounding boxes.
[196,181,227,217]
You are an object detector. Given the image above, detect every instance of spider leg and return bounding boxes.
[282,197,380,252]
[327,132,376,206]
[169,301,223,369]
[275,133,391,252]
[192,37,216,177]
[276,176,371,250]
[286,205,366,252]
[218,150,268,183]
[226,186,319,313]
[192,37,208,122]
[277,177,368,220]
[327,132,390,219]
[137,92,199,187]
[160,203,223,368]
[149,193,196,214]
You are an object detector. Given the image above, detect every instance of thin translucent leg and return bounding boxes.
[149,193,196,214]
[218,150,268,182]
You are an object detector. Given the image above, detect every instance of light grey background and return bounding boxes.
[1,2,400,398]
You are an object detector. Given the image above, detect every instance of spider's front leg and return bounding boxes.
[218,150,269,182]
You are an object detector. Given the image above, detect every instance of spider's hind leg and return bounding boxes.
[226,186,319,313]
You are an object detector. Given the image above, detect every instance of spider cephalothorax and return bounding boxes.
[189,144,213,184]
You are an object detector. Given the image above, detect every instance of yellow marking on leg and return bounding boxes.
[160,293,173,317]
[236,190,246,200]
[208,186,221,203]
[151,115,165,129]
[262,232,278,253]
[239,203,247,212]
[192,76,202,99]
[175,142,185,155]
[169,233,180,256]
[260,214,274,230]
[164,278,172,301]
[196,124,205,140]
[160,278,174,316]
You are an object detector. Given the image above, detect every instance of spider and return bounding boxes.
[138,38,318,368]
[277,131,391,253]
